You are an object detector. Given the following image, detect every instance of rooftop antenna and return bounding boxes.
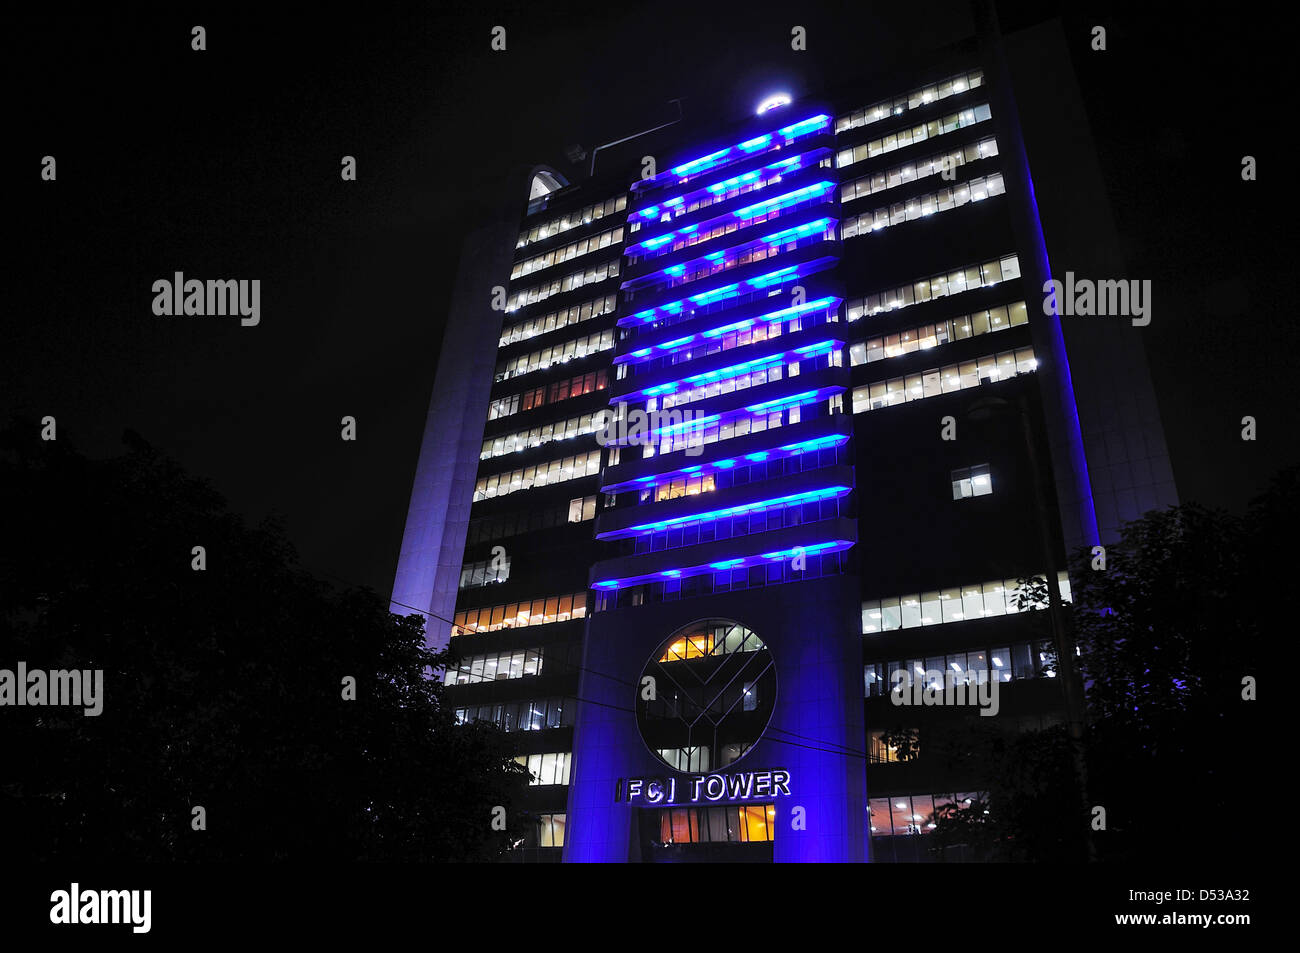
[589,98,685,178]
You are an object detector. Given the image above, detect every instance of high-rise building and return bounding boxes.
[392,20,1176,863]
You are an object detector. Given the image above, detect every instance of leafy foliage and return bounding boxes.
[0,422,530,861]
[926,471,1285,862]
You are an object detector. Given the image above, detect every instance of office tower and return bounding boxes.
[392,22,1176,862]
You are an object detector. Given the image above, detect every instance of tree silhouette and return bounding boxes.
[0,421,529,861]
[926,470,1284,862]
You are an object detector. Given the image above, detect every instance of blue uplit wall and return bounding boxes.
[566,102,865,862]
[563,573,867,862]
[390,166,558,648]
[1002,20,1179,542]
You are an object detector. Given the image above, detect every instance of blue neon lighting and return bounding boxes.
[759,217,834,245]
[708,170,761,193]
[638,114,831,194]
[700,319,755,338]
[674,147,731,177]
[628,181,835,255]
[744,389,818,414]
[615,340,840,403]
[759,540,841,559]
[596,486,851,540]
[649,413,720,438]
[689,282,741,305]
[777,114,830,138]
[591,534,854,589]
[601,431,850,494]
[604,383,842,450]
[613,297,841,365]
[731,182,834,220]
[629,218,836,291]
[746,264,804,288]
[621,262,834,327]
[632,148,831,221]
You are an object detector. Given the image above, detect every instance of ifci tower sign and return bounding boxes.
[616,769,792,804]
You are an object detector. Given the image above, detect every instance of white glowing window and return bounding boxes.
[951,463,993,500]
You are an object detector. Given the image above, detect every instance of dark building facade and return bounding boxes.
[392,20,1176,863]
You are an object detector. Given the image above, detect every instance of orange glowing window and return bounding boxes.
[739,804,776,842]
[659,633,715,662]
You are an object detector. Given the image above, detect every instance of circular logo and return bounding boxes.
[636,618,776,773]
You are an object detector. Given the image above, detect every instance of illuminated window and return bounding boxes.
[513,752,572,786]
[494,328,616,382]
[455,697,575,732]
[868,793,982,836]
[846,255,1021,322]
[851,347,1037,414]
[517,195,626,249]
[510,225,624,280]
[656,804,777,844]
[835,103,992,169]
[452,592,587,636]
[862,572,1073,634]
[840,173,1005,239]
[951,464,993,500]
[520,812,567,847]
[869,729,916,763]
[835,69,984,134]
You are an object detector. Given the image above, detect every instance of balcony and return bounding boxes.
[589,516,858,589]
[611,321,845,404]
[622,163,838,280]
[594,463,856,539]
[618,240,842,325]
[600,411,853,494]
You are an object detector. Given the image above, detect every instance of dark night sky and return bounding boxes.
[7,2,1295,596]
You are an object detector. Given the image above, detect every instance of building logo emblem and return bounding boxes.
[635,618,777,774]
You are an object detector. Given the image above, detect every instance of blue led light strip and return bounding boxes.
[633,114,831,194]
[592,538,855,589]
[632,148,831,224]
[613,296,842,367]
[596,485,852,540]
[604,385,841,446]
[614,339,841,403]
[629,181,835,255]
[624,218,838,293]
[600,432,849,494]
[617,258,839,327]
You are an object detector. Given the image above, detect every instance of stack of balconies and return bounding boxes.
[591,104,859,600]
